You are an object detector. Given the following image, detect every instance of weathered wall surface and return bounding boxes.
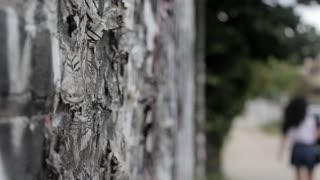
[0,0,205,180]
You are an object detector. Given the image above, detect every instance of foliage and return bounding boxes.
[248,58,304,98]
[298,0,320,4]
[207,2,320,63]
[207,171,225,180]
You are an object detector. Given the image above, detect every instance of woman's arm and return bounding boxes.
[278,135,288,161]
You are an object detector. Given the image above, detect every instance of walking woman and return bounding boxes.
[278,96,320,180]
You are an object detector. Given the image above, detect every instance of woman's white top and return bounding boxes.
[288,113,318,145]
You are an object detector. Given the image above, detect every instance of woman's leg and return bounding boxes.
[296,167,302,180]
[307,168,314,180]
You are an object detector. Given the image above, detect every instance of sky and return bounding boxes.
[278,0,320,32]
[296,5,320,32]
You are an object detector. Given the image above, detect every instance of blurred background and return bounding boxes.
[205,0,320,179]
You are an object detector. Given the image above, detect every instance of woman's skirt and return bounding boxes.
[291,142,317,170]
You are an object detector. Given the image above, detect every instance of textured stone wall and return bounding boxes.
[0,0,205,180]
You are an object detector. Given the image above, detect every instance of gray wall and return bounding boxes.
[0,0,205,180]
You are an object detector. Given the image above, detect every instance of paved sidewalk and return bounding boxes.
[222,118,320,180]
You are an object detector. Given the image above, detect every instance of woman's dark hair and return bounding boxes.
[282,96,307,134]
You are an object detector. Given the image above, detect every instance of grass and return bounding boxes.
[208,171,225,180]
[260,120,282,136]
